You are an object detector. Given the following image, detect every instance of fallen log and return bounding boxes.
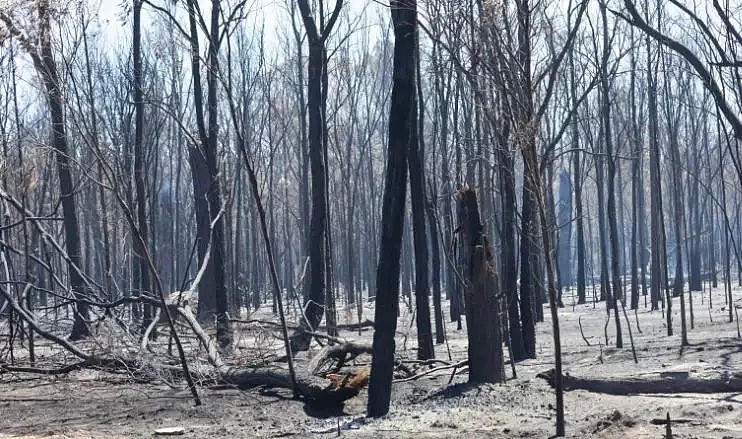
[178,306,367,406]
[221,366,367,406]
[537,369,742,395]
[650,417,700,425]
[0,358,137,376]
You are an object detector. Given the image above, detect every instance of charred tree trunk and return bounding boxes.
[322,43,337,337]
[519,185,538,359]
[291,0,343,351]
[573,148,586,306]
[410,38,434,360]
[456,188,504,383]
[522,113,566,439]
[669,119,688,345]
[499,144,525,360]
[688,116,703,293]
[600,0,622,347]
[426,191,445,345]
[516,0,538,359]
[557,171,572,290]
[302,40,327,348]
[204,0,231,348]
[595,130,611,306]
[569,46,586,306]
[184,0,231,347]
[132,0,154,337]
[14,1,92,340]
[367,0,415,417]
[647,28,665,313]
[629,31,642,310]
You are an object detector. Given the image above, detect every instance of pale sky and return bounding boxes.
[94,0,372,49]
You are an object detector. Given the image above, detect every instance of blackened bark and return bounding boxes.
[688,195,702,292]
[629,29,641,310]
[521,113,566,439]
[292,0,343,351]
[668,118,688,345]
[439,98,458,322]
[189,146,216,318]
[322,43,337,337]
[519,183,538,359]
[574,146,586,305]
[409,37,434,360]
[688,115,705,292]
[34,1,91,340]
[401,218,414,303]
[556,171,572,289]
[569,46,586,306]
[647,30,665,312]
[595,131,611,306]
[290,5,311,302]
[600,0,622,347]
[707,136,717,289]
[133,0,154,337]
[516,0,537,359]
[498,145,525,360]
[185,0,231,347]
[205,0,231,348]
[545,159,561,307]
[185,0,214,321]
[456,188,504,383]
[367,0,415,416]
[426,191,445,344]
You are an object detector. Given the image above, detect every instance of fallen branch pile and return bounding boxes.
[177,306,371,406]
[2,279,472,409]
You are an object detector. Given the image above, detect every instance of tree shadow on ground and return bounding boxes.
[425,381,489,400]
[302,401,347,418]
[258,387,349,418]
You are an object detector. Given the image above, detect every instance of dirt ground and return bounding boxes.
[1,285,741,438]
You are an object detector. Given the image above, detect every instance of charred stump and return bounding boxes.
[455,187,505,384]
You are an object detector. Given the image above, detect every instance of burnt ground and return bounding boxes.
[1,285,741,438]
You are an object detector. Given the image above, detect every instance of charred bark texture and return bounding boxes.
[456,188,504,384]
[291,0,343,352]
[367,0,415,416]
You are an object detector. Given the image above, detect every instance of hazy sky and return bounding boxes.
[93,0,359,46]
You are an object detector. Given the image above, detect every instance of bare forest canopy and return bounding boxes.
[1,0,741,437]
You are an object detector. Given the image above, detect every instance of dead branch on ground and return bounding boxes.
[537,369,742,394]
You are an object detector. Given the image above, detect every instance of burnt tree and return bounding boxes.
[132,0,154,336]
[291,0,343,351]
[367,0,416,417]
[184,0,232,347]
[409,30,434,360]
[456,188,505,383]
[0,2,91,340]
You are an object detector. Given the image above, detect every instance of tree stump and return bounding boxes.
[456,187,505,383]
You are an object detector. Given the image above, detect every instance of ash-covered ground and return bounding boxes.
[1,285,740,438]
